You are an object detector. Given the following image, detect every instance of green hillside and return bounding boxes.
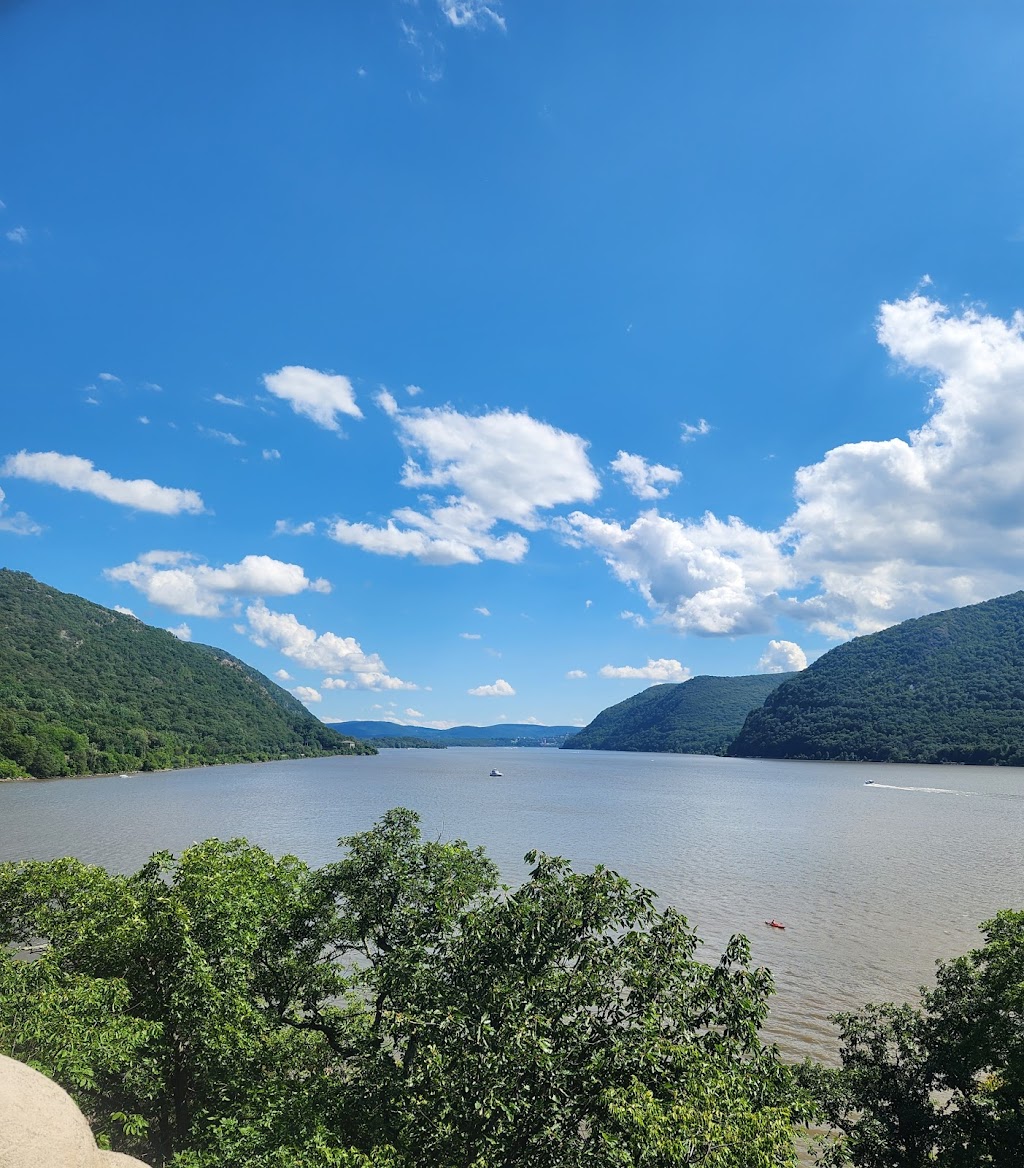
[0,568,374,779]
[562,673,796,755]
[729,591,1024,765]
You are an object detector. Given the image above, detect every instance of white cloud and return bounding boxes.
[375,388,399,417]
[167,623,192,641]
[98,372,120,383]
[585,599,593,608]
[329,406,599,565]
[5,226,27,244]
[198,426,243,446]
[459,632,482,640]
[439,0,506,31]
[681,419,711,443]
[274,668,293,680]
[263,366,362,431]
[758,639,807,673]
[262,448,281,460]
[2,451,205,515]
[474,606,491,616]
[610,451,682,500]
[785,292,1024,635]
[213,393,243,407]
[0,487,42,535]
[405,708,424,718]
[138,416,150,425]
[106,552,331,617]
[112,605,136,617]
[566,669,587,679]
[572,291,1024,641]
[246,600,417,691]
[274,519,316,536]
[564,508,791,636]
[468,678,515,697]
[598,658,691,683]
[292,686,322,704]
[406,384,423,397]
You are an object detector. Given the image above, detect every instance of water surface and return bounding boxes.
[2,748,1022,1063]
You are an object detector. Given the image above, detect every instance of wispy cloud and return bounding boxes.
[213,393,244,407]
[680,418,711,443]
[439,0,506,31]
[0,487,42,535]
[197,425,244,446]
[5,226,28,244]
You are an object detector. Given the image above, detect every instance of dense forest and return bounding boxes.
[730,591,1024,765]
[563,674,795,755]
[0,569,373,779]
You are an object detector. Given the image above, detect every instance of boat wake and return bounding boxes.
[866,783,974,796]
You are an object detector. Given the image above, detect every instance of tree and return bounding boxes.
[0,809,809,1166]
[809,911,1024,1167]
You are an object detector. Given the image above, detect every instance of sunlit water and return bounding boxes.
[2,748,1022,1064]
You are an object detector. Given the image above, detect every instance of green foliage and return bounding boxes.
[0,568,374,777]
[730,591,1024,765]
[364,737,447,749]
[565,675,796,755]
[808,910,1024,1167]
[0,809,808,1167]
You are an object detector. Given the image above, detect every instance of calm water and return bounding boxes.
[2,748,1023,1064]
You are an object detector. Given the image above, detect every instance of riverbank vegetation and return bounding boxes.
[0,569,372,779]
[1,809,1019,1166]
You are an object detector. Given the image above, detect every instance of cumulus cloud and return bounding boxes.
[167,623,192,641]
[292,686,322,704]
[0,487,42,535]
[274,668,292,680]
[263,366,362,431]
[468,678,515,697]
[246,600,417,691]
[106,552,331,617]
[610,451,682,500]
[680,419,711,443]
[113,605,136,617]
[598,658,691,683]
[564,508,791,636]
[98,372,120,383]
[566,669,587,679]
[758,639,808,673]
[262,449,281,460]
[375,388,399,417]
[2,451,205,515]
[328,406,599,565]
[406,384,423,397]
[570,291,1024,640]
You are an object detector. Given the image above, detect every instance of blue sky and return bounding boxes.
[4,1,1024,728]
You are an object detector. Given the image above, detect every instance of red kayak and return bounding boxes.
[765,919,786,930]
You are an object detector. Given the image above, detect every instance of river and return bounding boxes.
[2,747,1022,1064]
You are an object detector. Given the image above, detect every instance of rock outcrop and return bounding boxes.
[0,1054,150,1167]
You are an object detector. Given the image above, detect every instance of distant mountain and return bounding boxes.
[0,568,374,780]
[729,592,1024,765]
[326,721,577,746]
[562,674,796,755]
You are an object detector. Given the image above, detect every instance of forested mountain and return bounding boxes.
[0,568,373,779]
[562,673,796,755]
[327,720,577,746]
[730,591,1024,764]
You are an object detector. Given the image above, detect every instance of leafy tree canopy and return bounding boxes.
[0,809,809,1167]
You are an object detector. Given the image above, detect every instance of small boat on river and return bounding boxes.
[864,779,874,785]
[489,769,503,777]
[765,919,786,930]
